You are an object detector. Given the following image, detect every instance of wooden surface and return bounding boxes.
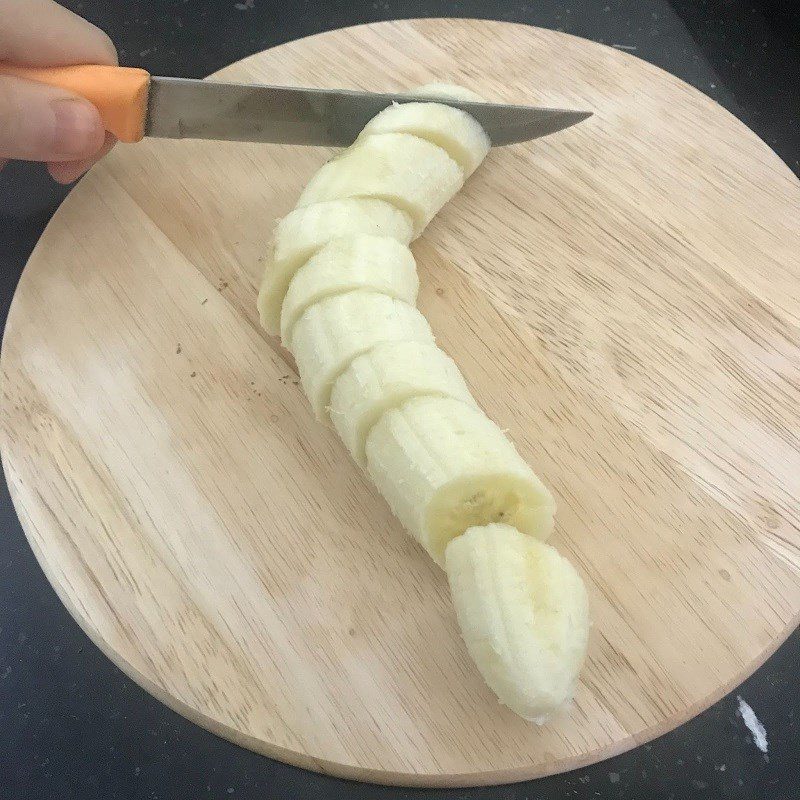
[2,19,799,788]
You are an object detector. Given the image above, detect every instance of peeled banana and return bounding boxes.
[295,132,464,236]
[359,102,490,177]
[365,396,555,566]
[329,340,476,467]
[445,524,589,722]
[257,198,413,335]
[290,291,435,420]
[280,235,419,346]
[255,83,589,722]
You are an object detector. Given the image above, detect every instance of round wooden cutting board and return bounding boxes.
[2,18,799,788]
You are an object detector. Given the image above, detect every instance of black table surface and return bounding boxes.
[1,2,798,798]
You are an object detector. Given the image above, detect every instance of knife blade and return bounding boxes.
[0,64,591,147]
[146,77,591,147]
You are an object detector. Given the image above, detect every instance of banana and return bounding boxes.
[257,198,413,335]
[256,83,588,721]
[365,396,555,565]
[291,291,435,420]
[329,341,476,468]
[295,133,464,237]
[358,102,490,177]
[444,523,589,722]
[280,235,419,346]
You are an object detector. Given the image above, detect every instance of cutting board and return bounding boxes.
[2,19,799,788]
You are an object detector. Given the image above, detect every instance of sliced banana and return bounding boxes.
[329,341,476,468]
[365,396,555,565]
[291,291,435,420]
[445,523,589,722]
[280,235,419,346]
[413,82,487,103]
[256,82,587,721]
[295,133,464,237]
[359,102,490,177]
[257,198,413,335]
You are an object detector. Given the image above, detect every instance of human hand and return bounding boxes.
[0,0,117,183]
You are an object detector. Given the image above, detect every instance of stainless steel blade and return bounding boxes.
[145,78,591,147]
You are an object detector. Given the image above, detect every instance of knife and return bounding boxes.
[0,64,591,147]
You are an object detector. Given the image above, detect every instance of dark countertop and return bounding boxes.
[1,2,798,798]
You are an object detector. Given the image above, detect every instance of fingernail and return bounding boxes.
[50,99,103,159]
[48,160,90,185]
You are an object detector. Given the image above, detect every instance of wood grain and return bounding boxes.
[2,19,799,787]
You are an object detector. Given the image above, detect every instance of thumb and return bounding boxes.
[0,76,105,162]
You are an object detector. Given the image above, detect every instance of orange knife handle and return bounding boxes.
[0,63,151,143]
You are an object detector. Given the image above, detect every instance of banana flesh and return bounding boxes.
[445,523,589,722]
[295,132,464,237]
[413,82,487,103]
[290,291,435,420]
[365,396,555,566]
[280,235,419,346]
[329,341,476,467]
[257,198,413,335]
[359,102,490,177]
[255,84,589,721]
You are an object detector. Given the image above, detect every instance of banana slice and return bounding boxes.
[329,341,476,468]
[365,396,555,565]
[358,102,490,177]
[280,235,419,346]
[413,82,487,103]
[257,198,413,335]
[445,523,589,722]
[295,133,464,237]
[291,291,435,420]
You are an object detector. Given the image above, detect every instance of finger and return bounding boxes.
[0,76,105,161]
[0,0,117,66]
[47,130,115,184]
